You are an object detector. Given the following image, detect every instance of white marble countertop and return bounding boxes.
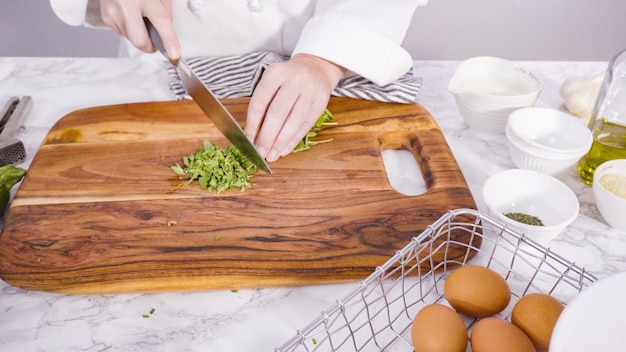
[0,57,623,352]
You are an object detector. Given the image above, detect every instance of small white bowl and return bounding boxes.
[482,169,580,244]
[448,56,543,136]
[505,108,593,175]
[550,271,626,352]
[506,107,593,157]
[592,159,626,232]
[506,136,583,176]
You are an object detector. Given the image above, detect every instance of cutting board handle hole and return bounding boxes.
[381,149,426,196]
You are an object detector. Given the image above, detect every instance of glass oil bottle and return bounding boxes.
[578,48,626,184]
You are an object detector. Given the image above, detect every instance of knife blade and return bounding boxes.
[144,18,271,174]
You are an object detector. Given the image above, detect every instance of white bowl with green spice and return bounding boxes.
[482,169,580,244]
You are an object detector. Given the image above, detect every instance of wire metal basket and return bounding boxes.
[275,208,597,352]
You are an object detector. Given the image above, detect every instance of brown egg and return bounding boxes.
[444,265,511,317]
[471,316,536,352]
[411,303,468,352]
[511,292,564,351]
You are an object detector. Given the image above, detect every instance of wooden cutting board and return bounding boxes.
[0,97,478,294]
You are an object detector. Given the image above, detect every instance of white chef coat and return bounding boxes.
[50,0,428,86]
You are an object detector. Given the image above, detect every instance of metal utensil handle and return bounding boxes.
[0,96,31,137]
[0,97,20,133]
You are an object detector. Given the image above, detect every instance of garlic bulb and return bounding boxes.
[559,73,604,123]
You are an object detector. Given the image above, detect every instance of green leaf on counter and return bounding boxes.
[0,164,27,214]
[142,308,156,318]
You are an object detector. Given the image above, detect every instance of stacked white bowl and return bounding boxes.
[448,56,543,136]
[505,107,593,175]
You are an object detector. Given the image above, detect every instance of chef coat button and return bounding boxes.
[188,0,205,14]
[247,0,263,12]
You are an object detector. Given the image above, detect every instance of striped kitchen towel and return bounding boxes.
[168,51,421,104]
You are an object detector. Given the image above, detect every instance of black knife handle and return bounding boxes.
[143,17,178,66]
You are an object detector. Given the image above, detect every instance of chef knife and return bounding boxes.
[144,19,271,174]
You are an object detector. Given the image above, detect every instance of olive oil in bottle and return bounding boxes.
[577,48,626,184]
[578,120,626,184]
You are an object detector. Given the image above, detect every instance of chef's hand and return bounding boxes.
[100,0,181,60]
[246,54,346,162]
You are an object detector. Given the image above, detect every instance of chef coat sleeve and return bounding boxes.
[292,0,428,86]
[50,0,105,27]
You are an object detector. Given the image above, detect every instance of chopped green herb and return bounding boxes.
[142,308,156,318]
[293,109,336,153]
[505,212,544,226]
[172,110,334,191]
[312,338,318,345]
[172,141,256,193]
[214,236,222,241]
[231,289,238,293]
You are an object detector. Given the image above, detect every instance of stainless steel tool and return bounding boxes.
[0,96,29,166]
[144,19,271,174]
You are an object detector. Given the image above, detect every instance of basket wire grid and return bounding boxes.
[275,208,598,352]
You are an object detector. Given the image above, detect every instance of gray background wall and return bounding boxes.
[1,0,625,61]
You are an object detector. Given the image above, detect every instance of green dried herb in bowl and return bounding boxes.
[504,212,545,226]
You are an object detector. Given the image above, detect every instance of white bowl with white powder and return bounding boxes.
[593,159,626,232]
